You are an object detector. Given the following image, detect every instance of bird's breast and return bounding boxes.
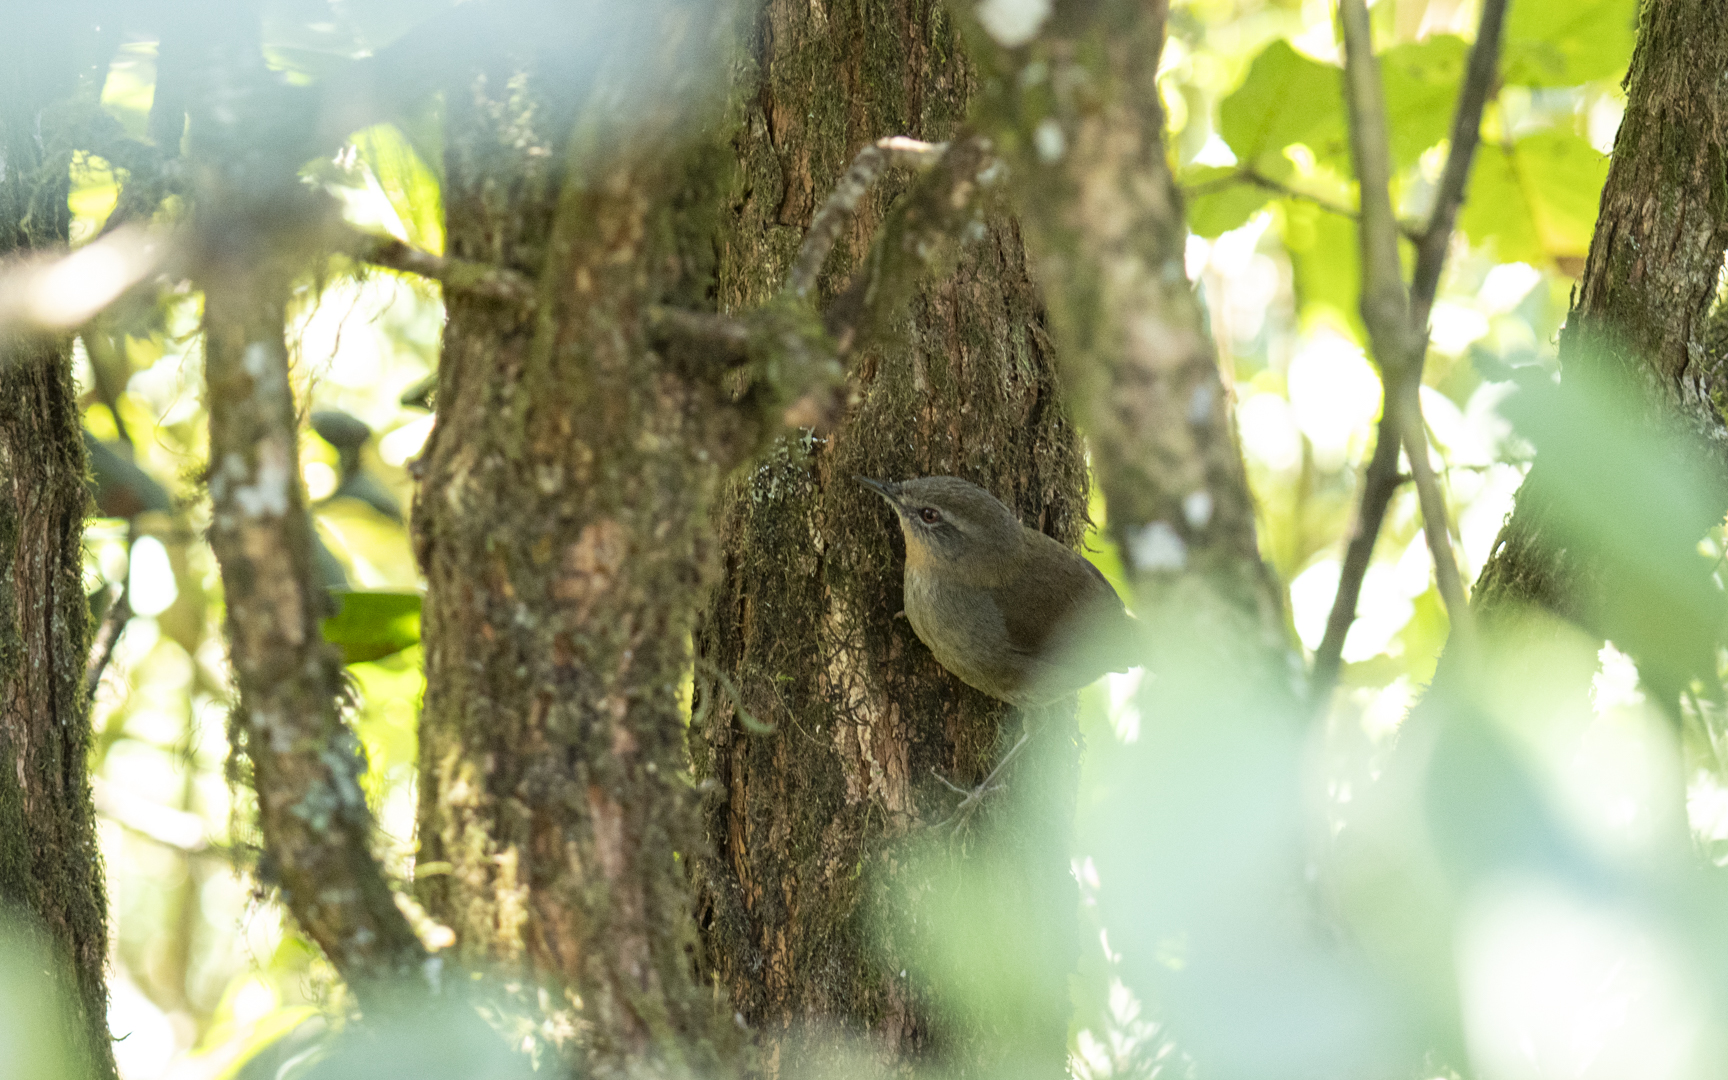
[902,566,1023,701]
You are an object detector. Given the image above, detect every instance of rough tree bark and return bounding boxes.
[410,5,752,1073]
[0,12,120,1079]
[691,3,1088,1078]
[1458,0,1728,667]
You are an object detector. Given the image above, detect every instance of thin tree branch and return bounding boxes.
[1313,0,1499,697]
[1310,418,1402,683]
[1204,167,1428,242]
[647,135,996,433]
[1410,0,1508,328]
[346,229,540,308]
[85,582,132,701]
[784,136,949,300]
[1327,0,1475,694]
[196,179,428,996]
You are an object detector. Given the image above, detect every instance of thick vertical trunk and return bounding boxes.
[411,9,747,1072]
[0,339,117,1080]
[1460,0,1728,661]
[0,15,118,1079]
[691,3,1088,1076]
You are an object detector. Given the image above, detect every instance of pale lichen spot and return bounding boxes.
[1130,521,1187,572]
[242,341,273,379]
[1034,118,1066,163]
[234,438,292,518]
[1183,489,1214,530]
[977,0,1051,47]
[1187,381,1217,426]
[555,519,628,612]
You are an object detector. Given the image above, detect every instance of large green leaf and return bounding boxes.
[1502,0,1636,87]
[1459,130,1608,265]
[1378,36,1468,170]
[322,590,422,664]
[1307,36,1469,173]
[1219,40,1344,180]
[1280,199,1362,334]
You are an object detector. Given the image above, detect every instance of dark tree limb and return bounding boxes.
[188,31,430,982]
[84,581,132,701]
[346,228,540,308]
[784,135,948,300]
[1313,0,1498,697]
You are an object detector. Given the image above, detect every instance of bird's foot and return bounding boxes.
[932,729,1031,830]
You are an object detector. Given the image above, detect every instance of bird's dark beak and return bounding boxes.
[855,475,902,508]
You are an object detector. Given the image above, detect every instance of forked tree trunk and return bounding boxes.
[691,3,1088,1076]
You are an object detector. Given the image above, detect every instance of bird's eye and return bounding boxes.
[919,507,941,524]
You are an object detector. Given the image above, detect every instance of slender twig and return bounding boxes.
[1410,0,1508,329]
[85,581,132,701]
[645,306,753,367]
[1311,417,1402,685]
[644,136,992,434]
[784,136,948,300]
[1323,0,1475,701]
[1306,0,1499,698]
[1183,167,1425,241]
[347,229,539,308]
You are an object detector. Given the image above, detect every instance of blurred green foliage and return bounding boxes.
[62,0,1728,1077]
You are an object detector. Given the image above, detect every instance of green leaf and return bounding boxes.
[1182,165,1272,238]
[322,590,422,664]
[1459,131,1608,264]
[1502,0,1636,87]
[1280,199,1362,334]
[1378,36,1468,170]
[1219,41,1344,179]
[352,123,445,256]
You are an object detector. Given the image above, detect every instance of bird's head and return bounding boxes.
[855,475,1024,568]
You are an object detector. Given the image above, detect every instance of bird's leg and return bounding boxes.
[935,727,1032,829]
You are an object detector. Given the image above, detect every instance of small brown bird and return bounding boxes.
[857,475,1143,707]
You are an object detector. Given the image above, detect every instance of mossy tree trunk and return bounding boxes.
[410,5,754,1073]
[691,4,1089,1077]
[1454,0,1728,674]
[0,12,121,1080]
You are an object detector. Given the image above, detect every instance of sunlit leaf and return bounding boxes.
[352,123,445,255]
[1460,131,1608,266]
[1378,36,1468,170]
[1281,199,1362,335]
[1502,0,1637,87]
[1182,165,1272,238]
[1218,41,1344,181]
[322,589,422,664]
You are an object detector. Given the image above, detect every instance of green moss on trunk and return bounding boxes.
[692,3,1087,1076]
[0,20,119,1075]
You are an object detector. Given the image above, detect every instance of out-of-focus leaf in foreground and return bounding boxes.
[0,917,76,1080]
[1497,356,1728,706]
